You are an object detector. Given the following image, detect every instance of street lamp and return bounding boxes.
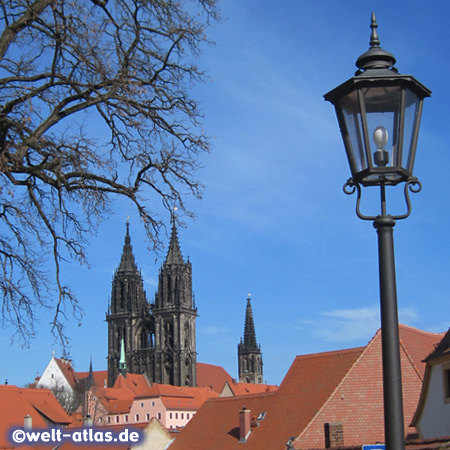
[324,13,431,450]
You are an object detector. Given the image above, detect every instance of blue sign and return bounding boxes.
[363,445,385,450]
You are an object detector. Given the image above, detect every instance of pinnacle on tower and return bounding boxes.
[243,297,257,349]
[164,218,185,265]
[119,338,127,375]
[118,222,138,272]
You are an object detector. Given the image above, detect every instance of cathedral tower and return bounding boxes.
[106,223,154,386]
[106,221,197,387]
[238,297,263,383]
[152,220,197,386]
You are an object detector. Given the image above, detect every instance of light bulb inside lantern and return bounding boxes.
[373,126,388,149]
[373,126,389,167]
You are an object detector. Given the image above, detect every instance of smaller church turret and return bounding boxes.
[238,296,263,384]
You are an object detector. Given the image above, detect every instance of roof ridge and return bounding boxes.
[295,340,369,444]
[399,339,423,381]
[295,346,366,360]
[205,391,277,404]
[399,323,445,336]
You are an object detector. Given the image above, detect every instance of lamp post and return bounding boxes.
[324,13,431,450]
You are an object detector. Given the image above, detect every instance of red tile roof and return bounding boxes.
[0,385,71,448]
[94,387,136,414]
[113,373,150,395]
[170,325,444,450]
[54,358,79,388]
[77,370,108,388]
[169,347,363,450]
[168,392,277,450]
[222,380,278,396]
[398,325,444,378]
[136,383,219,410]
[197,362,233,392]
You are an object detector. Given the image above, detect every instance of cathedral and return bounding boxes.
[106,221,263,387]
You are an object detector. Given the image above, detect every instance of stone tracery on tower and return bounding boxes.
[106,222,197,387]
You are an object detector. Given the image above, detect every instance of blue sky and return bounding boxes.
[3,0,450,388]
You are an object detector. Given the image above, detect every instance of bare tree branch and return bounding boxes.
[0,0,219,348]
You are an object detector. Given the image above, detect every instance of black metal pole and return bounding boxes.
[373,214,405,450]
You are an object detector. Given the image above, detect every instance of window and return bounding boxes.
[169,413,172,419]
[146,414,150,421]
[125,415,128,423]
[151,401,155,407]
[181,413,184,420]
[175,413,178,419]
[116,416,119,423]
[135,414,139,422]
[141,402,144,408]
[187,413,190,420]
[443,363,450,403]
[107,417,111,424]
[157,413,161,420]
[51,373,55,379]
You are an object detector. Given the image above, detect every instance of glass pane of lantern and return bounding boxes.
[402,89,421,172]
[339,91,367,173]
[361,86,402,172]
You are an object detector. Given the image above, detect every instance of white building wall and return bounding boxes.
[37,357,73,393]
[417,364,450,439]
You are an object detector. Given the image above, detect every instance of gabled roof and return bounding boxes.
[168,391,277,450]
[221,380,278,397]
[113,373,150,395]
[0,385,71,448]
[399,325,445,375]
[197,362,233,392]
[423,327,450,363]
[54,357,79,388]
[136,383,218,411]
[411,328,450,429]
[77,369,108,388]
[94,386,136,414]
[169,347,363,450]
[170,325,443,450]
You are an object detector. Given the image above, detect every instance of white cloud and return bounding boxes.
[299,305,418,345]
[200,326,229,336]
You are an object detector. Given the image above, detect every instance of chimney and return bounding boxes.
[324,422,344,448]
[24,415,32,430]
[83,415,93,427]
[239,406,251,443]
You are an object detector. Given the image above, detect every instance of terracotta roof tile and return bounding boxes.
[169,347,363,450]
[113,373,150,395]
[223,381,278,397]
[197,362,233,392]
[398,324,445,376]
[168,392,276,450]
[77,370,108,388]
[54,358,79,388]
[137,383,218,410]
[0,385,71,448]
[171,325,443,449]
[423,327,450,362]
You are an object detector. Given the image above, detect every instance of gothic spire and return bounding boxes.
[119,338,127,375]
[118,222,138,272]
[164,218,184,265]
[242,297,257,348]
